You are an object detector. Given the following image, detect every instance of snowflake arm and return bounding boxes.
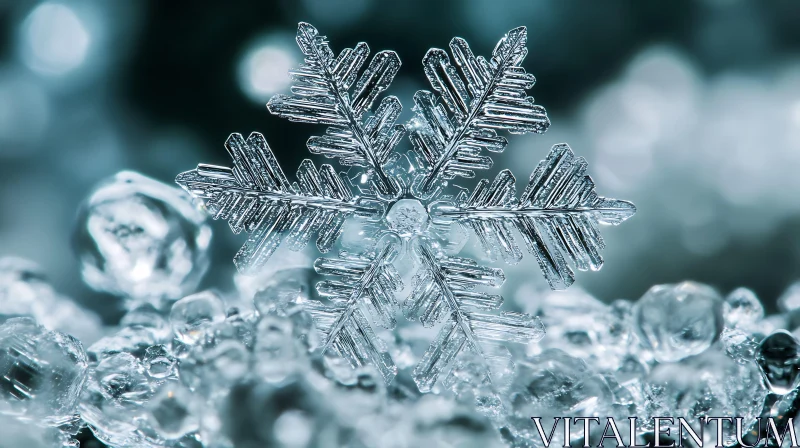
[175,132,384,273]
[430,143,636,290]
[409,26,550,199]
[268,22,406,199]
[405,242,544,392]
[302,243,403,382]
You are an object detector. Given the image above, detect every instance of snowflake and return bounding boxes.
[176,22,635,390]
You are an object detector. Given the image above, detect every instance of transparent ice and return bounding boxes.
[74,171,211,308]
[724,286,765,328]
[640,350,767,446]
[169,291,227,346]
[176,22,635,395]
[506,349,615,446]
[634,281,723,363]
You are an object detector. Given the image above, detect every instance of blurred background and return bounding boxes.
[0,0,799,323]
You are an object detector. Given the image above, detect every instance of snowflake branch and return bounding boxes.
[302,242,402,382]
[176,132,384,273]
[268,22,405,199]
[429,143,636,289]
[409,26,550,199]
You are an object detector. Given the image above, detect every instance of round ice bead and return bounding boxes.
[778,282,800,313]
[79,352,153,447]
[170,291,226,345]
[179,339,250,396]
[635,281,723,363]
[723,287,764,328]
[143,345,177,379]
[120,304,173,343]
[0,317,88,426]
[73,171,211,307]
[755,330,800,395]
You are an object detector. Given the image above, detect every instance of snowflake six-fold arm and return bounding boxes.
[176,22,636,390]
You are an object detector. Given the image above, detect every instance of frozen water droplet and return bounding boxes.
[143,345,177,380]
[79,352,152,447]
[73,171,211,307]
[170,291,226,345]
[146,382,199,440]
[385,199,429,237]
[755,330,800,395]
[0,317,88,426]
[778,282,800,313]
[120,304,172,343]
[724,287,764,328]
[635,281,723,363]
[95,353,152,405]
[253,270,317,350]
[253,275,307,316]
[273,409,313,448]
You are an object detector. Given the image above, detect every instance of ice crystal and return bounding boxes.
[176,22,635,391]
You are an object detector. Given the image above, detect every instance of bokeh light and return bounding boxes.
[237,34,297,104]
[19,2,91,76]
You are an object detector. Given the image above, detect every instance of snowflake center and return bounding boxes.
[385,199,429,237]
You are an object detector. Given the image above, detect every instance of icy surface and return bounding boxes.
[74,171,211,307]
[641,351,767,446]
